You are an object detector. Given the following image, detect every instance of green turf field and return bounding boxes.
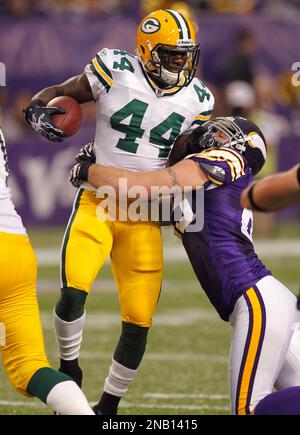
[0,227,299,415]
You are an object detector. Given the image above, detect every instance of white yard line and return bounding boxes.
[40,308,218,329]
[36,279,201,293]
[0,400,42,407]
[118,402,229,411]
[0,400,229,412]
[46,350,228,364]
[144,393,228,400]
[35,239,300,266]
[37,278,300,293]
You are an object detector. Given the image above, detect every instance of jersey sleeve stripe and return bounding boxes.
[190,119,207,126]
[195,154,237,180]
[201,148,245,178]
[191,110,213,126]
[194,114,211,121]
[199,110,213,117]
[207,174,223,185]
[95,54,113,80]
[91,58,112,92]
[92,57,113,85]
[219,147,245,174]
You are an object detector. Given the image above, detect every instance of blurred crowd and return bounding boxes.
[0,0,300,18]
[0,0,299,230]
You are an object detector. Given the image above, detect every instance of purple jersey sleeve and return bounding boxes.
[189,147,247,185]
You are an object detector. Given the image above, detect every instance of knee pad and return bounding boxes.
[55,287,87,322]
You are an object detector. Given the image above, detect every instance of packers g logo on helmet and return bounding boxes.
[136,9,200,89]
[141,18,161,34]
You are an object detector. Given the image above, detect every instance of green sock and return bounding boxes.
[27,367,72,403]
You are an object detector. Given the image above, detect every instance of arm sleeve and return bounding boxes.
[189,147,246,185]
[84,49,114,100]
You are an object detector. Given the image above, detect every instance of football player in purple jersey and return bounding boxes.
[70,117,300,415]
[241,163,300,212]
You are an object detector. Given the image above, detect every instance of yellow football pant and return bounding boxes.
[0,232,50,396]
[61,189,163,327]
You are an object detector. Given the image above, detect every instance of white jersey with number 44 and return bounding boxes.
[84,48,214,180]
[0,129,26,235]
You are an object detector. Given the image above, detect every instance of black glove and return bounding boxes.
[70,160,93,188]
[23,99,66,142]
[70,141,96,188]
[75,140,96,164]
[186,124,213,154]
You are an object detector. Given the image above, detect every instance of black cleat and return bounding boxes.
[59,358,83,388]
[92,403,118,415]
[92,405,103,415]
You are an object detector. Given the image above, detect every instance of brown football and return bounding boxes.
[47,96,82,136]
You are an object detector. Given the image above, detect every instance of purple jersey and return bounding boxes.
[180,147,271,321]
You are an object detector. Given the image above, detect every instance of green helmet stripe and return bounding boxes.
[178,12,191,39]
[165,9,184,39]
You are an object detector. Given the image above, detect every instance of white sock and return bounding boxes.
[54,310,85,360]
[46,380,94,415]
[104,358,137,397]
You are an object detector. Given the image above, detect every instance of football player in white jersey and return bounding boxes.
[24,9,214,414]
[0,128,94,414]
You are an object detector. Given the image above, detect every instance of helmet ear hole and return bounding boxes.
[140,45,145,54]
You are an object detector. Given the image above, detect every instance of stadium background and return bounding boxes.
[0,0,299,414]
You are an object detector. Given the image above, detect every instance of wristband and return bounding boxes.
[79,160,93,182]
[247,183,268,212]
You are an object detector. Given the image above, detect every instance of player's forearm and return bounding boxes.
[88,164,141,193]
[32,74,93,104]
[88,160,208,197]
[241,164,300,211]
[88,164,171,197]
[32,85,63,105]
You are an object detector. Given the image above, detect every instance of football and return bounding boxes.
[47,96,82,136]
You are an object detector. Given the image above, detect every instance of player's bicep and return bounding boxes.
[124,161,207,196]
[55,73,93,103]
[171,160,208,189]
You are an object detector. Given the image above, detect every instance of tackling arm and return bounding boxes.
[241,164,300,212]
[87,160,208,198]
